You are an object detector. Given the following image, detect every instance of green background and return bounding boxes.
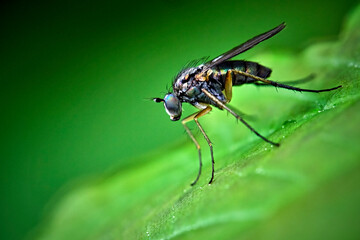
[1,0,358,239]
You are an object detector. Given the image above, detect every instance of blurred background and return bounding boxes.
[1,0,358,239]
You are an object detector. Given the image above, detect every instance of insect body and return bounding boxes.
[153,23,341,186]
[173,60,271,110]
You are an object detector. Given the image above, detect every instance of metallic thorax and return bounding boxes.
[173,65,226,110]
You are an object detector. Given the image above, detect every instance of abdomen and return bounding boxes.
[212,60,272,86]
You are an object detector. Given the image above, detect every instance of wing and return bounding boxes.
[204,23,286,69]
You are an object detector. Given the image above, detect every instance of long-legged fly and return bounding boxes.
[153,23,341,186]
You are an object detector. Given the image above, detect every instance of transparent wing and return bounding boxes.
[205,23,286,69]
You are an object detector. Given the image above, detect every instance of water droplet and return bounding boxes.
[172,215,175,219]
[282,125,284,129]
[282,136,285,138]
[264,148,267,151]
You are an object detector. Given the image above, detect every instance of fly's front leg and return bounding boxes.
[182,112,203,186]
[182,106,215,185]
[193,106,215,184]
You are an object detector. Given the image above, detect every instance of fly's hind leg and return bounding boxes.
[233,70,341,92]
[254,74,316,87]
[224,70,233,103]
[182,106,215,185]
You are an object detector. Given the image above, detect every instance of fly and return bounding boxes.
[153,23,342,186]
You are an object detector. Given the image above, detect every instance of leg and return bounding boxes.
[234,70,341,92]
[223,73,258,120]
[224,70,233,103]
[227,104,258,121]
[254,73,315,87]
[182,112,203,186]
[202,89,280,146]
[193,106,215,184]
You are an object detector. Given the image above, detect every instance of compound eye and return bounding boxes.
[164,93,182,121]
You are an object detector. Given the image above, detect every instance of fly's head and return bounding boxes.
[153,93,182,121]
[153,66,203,121]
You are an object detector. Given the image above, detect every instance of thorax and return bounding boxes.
[173,66,226,108]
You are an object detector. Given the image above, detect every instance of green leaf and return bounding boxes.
[33,5,360,240]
